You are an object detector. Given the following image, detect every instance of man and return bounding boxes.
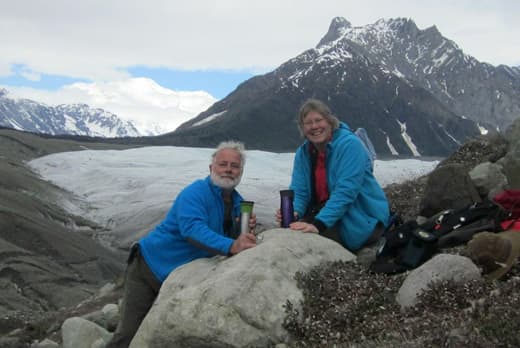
[107,141,257,347]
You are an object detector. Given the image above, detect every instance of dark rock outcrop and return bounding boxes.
[386,118,520,220]
[418,163,481,217]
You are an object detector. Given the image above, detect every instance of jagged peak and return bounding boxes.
[330,16,351,28]
[0,88,8,97]
[368,17,421,37]
[422,25,442,39]
[374,17,414,26]
[317,17,428,50]
[317,17,352,47]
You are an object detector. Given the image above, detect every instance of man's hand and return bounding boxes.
[235,213,257,234]
[229,232,256,255]
[289,221,319,233]
[249,213,257,234]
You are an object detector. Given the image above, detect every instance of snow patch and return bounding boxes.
[192,110,227,127]
[397,119,421,156]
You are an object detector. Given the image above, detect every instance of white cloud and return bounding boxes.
[4,78,217,135]
[19,67,41,82]
[1,0,519,83]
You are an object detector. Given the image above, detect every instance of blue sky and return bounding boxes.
[0,64,89,91]
[126,67,254,99]
[0,64,254,99]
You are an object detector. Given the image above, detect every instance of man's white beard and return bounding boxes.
[210,171,242,190]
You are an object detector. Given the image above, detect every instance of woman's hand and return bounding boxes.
[289,221,319,233]
[275,209,282,225]
[275,209,299,227]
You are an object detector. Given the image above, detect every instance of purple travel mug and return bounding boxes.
[280,190,295,228]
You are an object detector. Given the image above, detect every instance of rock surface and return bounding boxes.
[61,317,112,348]
[130,229,355,348]
[0,129,129,346]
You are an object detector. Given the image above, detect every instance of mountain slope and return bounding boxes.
[165,17,512,156]
[0,89,140,137]
[0,128,131,321]
[324,17,520,131]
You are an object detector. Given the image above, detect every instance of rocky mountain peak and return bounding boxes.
[304,17,519,132]
[314,17,444,64]
[317,16,351,47]
[374,17,419,33]
[423,24,441,37]
[341,17,437,51]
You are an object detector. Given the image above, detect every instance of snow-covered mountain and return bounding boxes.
[0,88,140,137]
[312,17,520,131]
[166,17,516,156]
[2,77,218,137]
[58,78,217,135]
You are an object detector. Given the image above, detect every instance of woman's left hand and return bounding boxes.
[289,221,319,234]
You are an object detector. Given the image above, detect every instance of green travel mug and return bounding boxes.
[240,201,254,234]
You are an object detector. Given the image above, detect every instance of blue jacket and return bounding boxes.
[290,122,389,250]
[139,176,242,283]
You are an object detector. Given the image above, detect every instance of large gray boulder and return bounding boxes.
[469,161,508,199]
[396,254,481,310]
[130,229,355,348]
[419,164,481,217]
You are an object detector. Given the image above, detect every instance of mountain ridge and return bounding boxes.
[169,17,518,156]
[321,17,520,129]
[2,17,518,156]
[0,89,141,137]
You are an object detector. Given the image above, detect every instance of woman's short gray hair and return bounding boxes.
[211,140,246,167]
[297,99,340,135]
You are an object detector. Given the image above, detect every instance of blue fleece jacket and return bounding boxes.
[138,176,242,283]
[290,122,389,250]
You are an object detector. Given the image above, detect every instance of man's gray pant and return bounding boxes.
[107,244,161,348]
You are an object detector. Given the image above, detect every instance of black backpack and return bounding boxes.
[370,199,507,274]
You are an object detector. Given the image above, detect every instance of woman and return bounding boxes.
[281,99,389,251]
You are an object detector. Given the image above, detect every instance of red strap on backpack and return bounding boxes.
[494,190,520,230]
[493,189,520,219]
[500,220,520,231]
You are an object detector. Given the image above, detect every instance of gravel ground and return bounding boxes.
[283,261,520,348]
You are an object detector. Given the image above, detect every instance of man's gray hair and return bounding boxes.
[211,140,246,167]
[296,99,340,135]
